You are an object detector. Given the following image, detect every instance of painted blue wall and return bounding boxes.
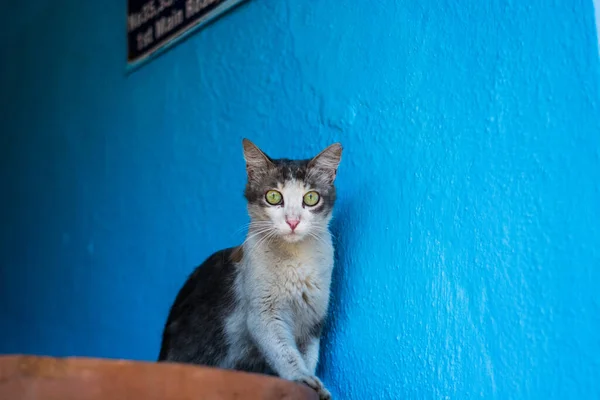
[2,1,600,398]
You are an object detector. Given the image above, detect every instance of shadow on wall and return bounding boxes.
[318,193,357,390]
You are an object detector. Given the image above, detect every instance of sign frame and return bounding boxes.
[127,0,248,72]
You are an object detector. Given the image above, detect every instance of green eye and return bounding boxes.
[265,190,283,205]
[303,191,320,206]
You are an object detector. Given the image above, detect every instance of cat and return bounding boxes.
[157,138,342,399]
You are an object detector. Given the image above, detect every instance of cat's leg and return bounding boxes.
[247,312,308,378]
[301,337,331,399]
[302,336,320,375]
[247,313,331,399]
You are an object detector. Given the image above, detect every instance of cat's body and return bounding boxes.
[158,238,333,374]
[158,139,342,400]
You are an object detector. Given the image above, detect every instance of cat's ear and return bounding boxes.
[242,138,274,180]
[308,143,342,184]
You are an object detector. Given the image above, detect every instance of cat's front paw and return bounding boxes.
[295,375,331,400]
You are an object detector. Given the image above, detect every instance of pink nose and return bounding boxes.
[286,218,300,231]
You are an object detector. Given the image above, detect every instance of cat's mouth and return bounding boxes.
[282,231,303,243]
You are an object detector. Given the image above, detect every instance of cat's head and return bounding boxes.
[242,139,342,243]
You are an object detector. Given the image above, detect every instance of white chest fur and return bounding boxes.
[242,234,334,330]
[221,232,334,379]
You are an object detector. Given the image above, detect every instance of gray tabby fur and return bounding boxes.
[158,139,342,399]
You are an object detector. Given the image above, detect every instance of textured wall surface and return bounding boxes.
[596,0,600,55]
[2,1,600,398]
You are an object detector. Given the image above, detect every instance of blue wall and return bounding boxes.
[2,1,600,398]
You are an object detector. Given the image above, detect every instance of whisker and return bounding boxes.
[237,222,271,234]
[264,230,279,248]
[242,227,274,246]
[308,230,331,248]
[234,221,272,234]
[246,229,276,257]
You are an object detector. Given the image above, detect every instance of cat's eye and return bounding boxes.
[303,191,320,207]
[265,190,283,205]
